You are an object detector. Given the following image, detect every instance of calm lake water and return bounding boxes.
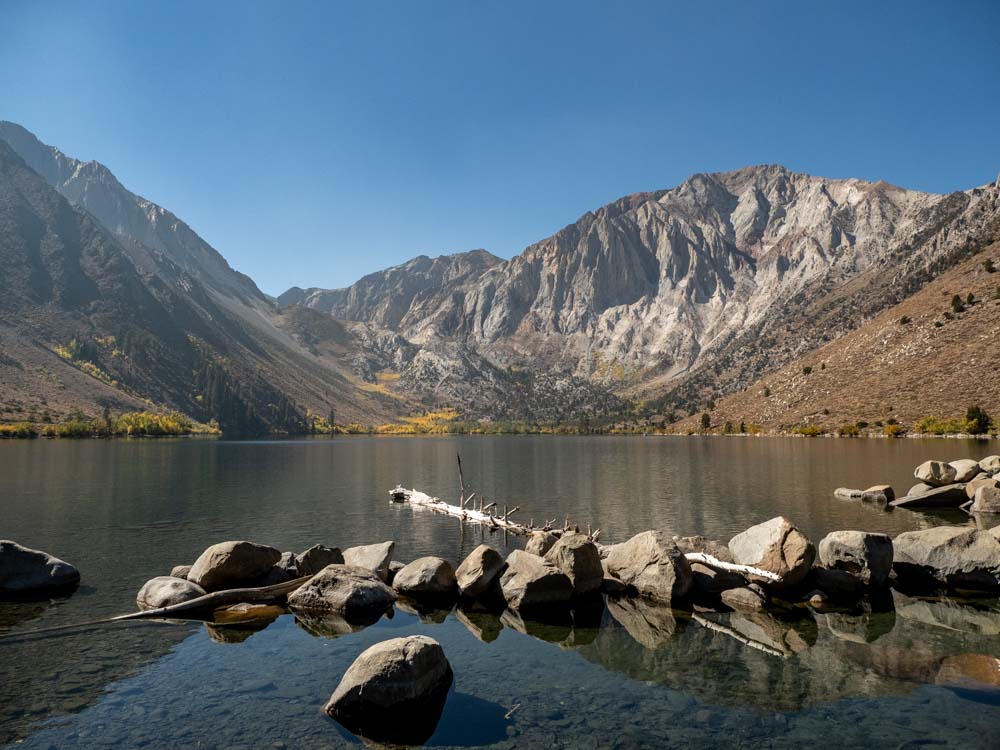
[2,436,1000,748]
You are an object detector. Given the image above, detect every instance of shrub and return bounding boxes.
[933,321,943,328]
[115,411,193,436]
[763,386,771,397]
[700,413,711,430]
[855,421,869,429]
[802,366,813,375]
[724,421,734,434]
[739,421,746,433]
[966,405,991,435]
[899,315,911,325]
[793,425,825,437]
[951,295,965,313]
[837,424,860,437]
[914,416,966,435]
[984,259,996,273]
[0,422,38,438]
[967,292,976,305]
[884,424,906,438]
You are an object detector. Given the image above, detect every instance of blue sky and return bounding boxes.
[2,1,998,295]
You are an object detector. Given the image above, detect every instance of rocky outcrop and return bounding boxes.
[187,541,282,591]
[287,564,396,618]
[0,541,80,593]
[455,544,506,598]
[817,531,893,587]
[324,635,453,746]
[544,532,604,596]
[604,531,693,603]
[893,527,1000,592]
[499,550,573,609]
[136,576,206,610]
[392,557,458,599]
[728,517,815,587]
[342,542,395,581]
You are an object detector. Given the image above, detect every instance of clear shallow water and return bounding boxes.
[1,436,1000,748]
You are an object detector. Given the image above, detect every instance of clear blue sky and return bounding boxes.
[2,1,998,295]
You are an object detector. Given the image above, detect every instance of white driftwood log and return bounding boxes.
[683,552,783,583]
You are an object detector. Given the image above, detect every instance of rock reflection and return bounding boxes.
[606,596,687,649]
[205,603,285,644]
[294,608,388,639]
[395,598,452,624]
[454,605,504,643]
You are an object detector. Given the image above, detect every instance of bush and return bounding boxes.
[0,422,38,438]
[856,421,869,429]
[793,425,825,437]
[802,366,813,375]
[739,421,746,433]
[700,413,711,430]
[951,295,965,313]
[914,416,967,435]
[837,424,860,437]
[763,386,771,397]
[115,411,193,436]
[984,259,996,273]
[899,316,911,325]
[884,424,906,438]
[967,292,976,306]
[966,405,991,435]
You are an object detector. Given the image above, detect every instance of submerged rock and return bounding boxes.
[893,526,1000,592]
[499,550,573,609]
[891,484,968,509]
[864,485,896,503]
[392,556,458,598]
[455,544,505,598]
[342,541,394,581]
[0,540,80,593]
[187,541,281,591]
[728,517,815,587]
[604,530,693,602]
[524,531,558,556]
[720,586,767,611]
[817,530,893,587]
[136,576,206,610]
[295,545,344,576]
[544,532,603,596]
[914,460,958,487]
[287,564,396,618]
[324,635,453,745]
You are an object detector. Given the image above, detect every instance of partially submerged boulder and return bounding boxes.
[342,541,394,581]
[544,532,603,596]
[455,544,505,598]
[728,517,815,587]
[893,526,1000,592]
[818,531,893,587]
[392,556,457,599]
[950,459,982,483]
[604,530,693,602]
[136,576,206,610]
[499,550,573,609]
[324,635,453,746]
[524,531,558,557]
[187,541,281,591]
[966,476,1000,500]
[971,485,1000,514]
[891,484,968,509]
[287,564,396,618]
[295,545,344,576]
[864,485,895,503]
[0,540,81,593]
[914,460,958,487]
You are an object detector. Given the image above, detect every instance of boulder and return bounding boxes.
[170,564,192,580]
[891,484,968,509]
[909,483,934,496]
[342,541,394,581]
[136,576,206,610]
[295,545,344,576]
[672,535,734,562]
[864,485,896,503]
[524,531,558,557]
[806,567,866,601]
[893,526,1000,592]
[256,551,299,586]
[721,586,767,611]
[499,550,573,609]
[324,635,452,746]
[604,530,693,602]
[187,541,281,591]
[543,532,603,596]
[728,517,815,587]
[0,540,81,593]
[817,530,893,587]
[979,455,1000,475]
[966,476,1000,500]
[950,459,982,483]
[385,560,405,585]
[392,556,457,598]
[914,460,958,487]
[689,562,746,593]
[455,544,505,598]
[971,484,1000,513]
[287,564,396,618]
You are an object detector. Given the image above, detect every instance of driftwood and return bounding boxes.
[684,552,782,583]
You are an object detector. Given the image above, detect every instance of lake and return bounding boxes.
[2,435,1000,748]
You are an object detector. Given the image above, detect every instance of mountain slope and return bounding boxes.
[673,243,1000,433]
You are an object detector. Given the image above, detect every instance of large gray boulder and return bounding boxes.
[817,531,893,587]
[455,544,505,598]
[342,541,394,581]
[721,586,767,611]
[728,517,815,587]
[256,551,300,586]
[544,532,603,596]
[0,540,81,593]
[187,541,281,591]
[169,564,192,580]
[893,526,1000,592]
[499,550,573,609]
[950,459,982,483]
[324,635,452,746]
[891,484,968,509]
[524,531,558,556]
[136,576,206,610]
[971,484,1000,513]
[295,545,344,576]
[979,455,1000,475]
[287,564,396,618]
[604,530,693,602]
[965,476,1000,500]
[914,460,958,487]
[672,535,733,562]
[392,556,457,598]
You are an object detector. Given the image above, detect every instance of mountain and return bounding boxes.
[283,166,1000,416]
[0,125,408,432]
[672,242,1000,433]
